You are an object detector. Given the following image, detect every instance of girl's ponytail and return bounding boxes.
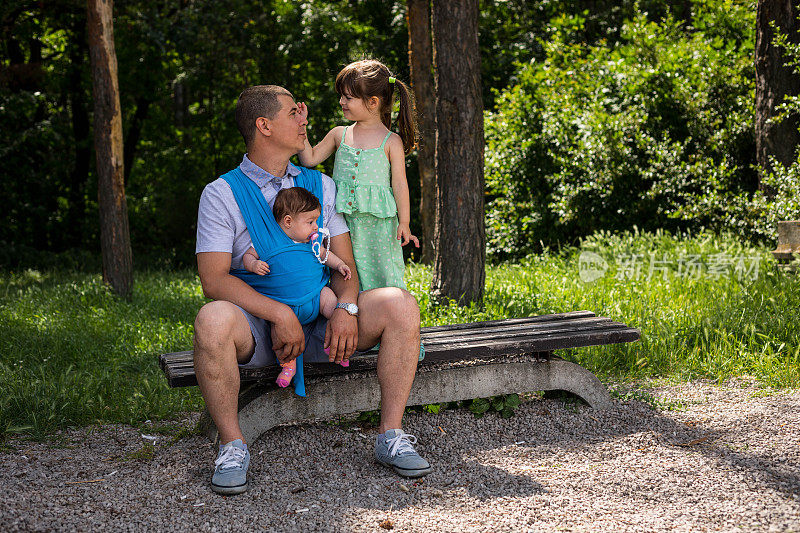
[394,79,417,155]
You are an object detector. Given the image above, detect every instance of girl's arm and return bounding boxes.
[296,103,343,167]
[387,134,420,248]
[297,127,341,167]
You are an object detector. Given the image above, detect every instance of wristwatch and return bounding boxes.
[335,302,359,317]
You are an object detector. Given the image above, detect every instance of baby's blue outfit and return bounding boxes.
[221,166,329,397]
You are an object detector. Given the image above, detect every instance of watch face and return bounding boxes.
[336,302,357,315]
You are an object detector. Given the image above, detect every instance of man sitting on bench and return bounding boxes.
[194,85,431,495]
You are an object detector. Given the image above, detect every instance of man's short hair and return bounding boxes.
[273,187,321,222]
[235,85,292,147]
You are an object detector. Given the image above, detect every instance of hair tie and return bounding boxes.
[388,76,396,84]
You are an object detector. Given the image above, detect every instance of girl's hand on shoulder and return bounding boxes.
[297,101,309,121]
[397,222,420,247]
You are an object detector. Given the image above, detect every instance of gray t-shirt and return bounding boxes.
[196,155,348,270]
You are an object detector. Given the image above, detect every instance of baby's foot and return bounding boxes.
[276,366,295,388]
[324,346,349,367]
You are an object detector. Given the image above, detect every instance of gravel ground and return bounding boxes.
[2,380,798,532]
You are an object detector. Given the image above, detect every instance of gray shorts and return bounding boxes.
[236,305,330,369]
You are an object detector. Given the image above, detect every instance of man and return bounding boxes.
[194,85,430,495]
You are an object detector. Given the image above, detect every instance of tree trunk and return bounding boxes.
[755,0,800,193]
[430,0,485,305]
[87,0,133,298]
[407,0,436,264]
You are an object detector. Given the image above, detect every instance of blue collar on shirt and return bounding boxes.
[239,154,300,188]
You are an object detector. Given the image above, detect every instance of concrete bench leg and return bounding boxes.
[199,358,613,444]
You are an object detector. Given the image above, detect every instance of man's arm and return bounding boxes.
[197,251,304,363]
[324,232,360,362]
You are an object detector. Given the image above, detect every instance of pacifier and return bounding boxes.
[311,227,331,264]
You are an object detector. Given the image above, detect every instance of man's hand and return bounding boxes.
[324,307,358,363]
[271,305,305,365]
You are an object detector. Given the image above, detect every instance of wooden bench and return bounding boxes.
[159,310,640,444]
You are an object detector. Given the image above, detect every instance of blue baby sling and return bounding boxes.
[221,166,330,397]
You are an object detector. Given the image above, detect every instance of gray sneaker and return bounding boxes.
[375,429,432,478]
[211,439,250,495]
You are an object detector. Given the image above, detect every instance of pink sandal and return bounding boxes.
[276,366,295,388]
[323,347,349,367]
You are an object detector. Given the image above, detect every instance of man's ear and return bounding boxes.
[255,117,271,137]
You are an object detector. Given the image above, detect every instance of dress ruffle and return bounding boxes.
[333,181,397,218]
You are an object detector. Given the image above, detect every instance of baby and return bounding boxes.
[242,187,352,387]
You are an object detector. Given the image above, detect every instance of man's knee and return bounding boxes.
[194,301,243,350]
[385,288,420,330]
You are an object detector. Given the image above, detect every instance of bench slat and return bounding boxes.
[420,317,619,345]
[419,310,597,333]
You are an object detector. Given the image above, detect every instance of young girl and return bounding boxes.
[242,187,352,388]
[297,59,419,291]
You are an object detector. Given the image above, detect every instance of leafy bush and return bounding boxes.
[466,394,521,419]
[485,2,758,259]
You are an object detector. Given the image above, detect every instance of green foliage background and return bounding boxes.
[6,0,794,267]
[1,0,410,266]
[485,1,764,259]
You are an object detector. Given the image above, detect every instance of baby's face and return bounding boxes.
[281,208,320,242]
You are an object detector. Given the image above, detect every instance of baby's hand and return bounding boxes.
[253,260,270,275]
[337,263,352,281]
[297,101,309,121]
[397,223,420,248]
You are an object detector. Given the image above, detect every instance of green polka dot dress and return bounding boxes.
[332,126,406,291]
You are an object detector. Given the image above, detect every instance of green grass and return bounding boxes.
[1,229,798,439]
[0,269,205,439]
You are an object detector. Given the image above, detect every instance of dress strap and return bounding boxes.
[379,131,392,149]
[341,125,349,146]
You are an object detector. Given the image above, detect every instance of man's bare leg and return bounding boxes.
[355,287,421,433]
[193,300,255,445]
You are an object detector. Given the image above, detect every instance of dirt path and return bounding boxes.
[2,380,798,532]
